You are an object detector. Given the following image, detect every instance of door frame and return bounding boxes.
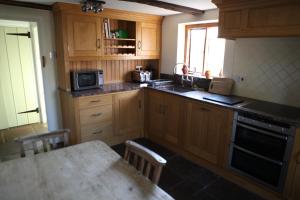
[0,6,62,130]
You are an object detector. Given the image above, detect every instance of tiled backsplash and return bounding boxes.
[224,38,300,108]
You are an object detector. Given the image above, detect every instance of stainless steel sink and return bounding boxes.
[158,85,195,93]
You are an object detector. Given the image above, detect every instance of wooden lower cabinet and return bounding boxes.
[114,90,144,138]
[60,89,144,146]
[146,90,181,145]
[146,90,233,166]
[183,101,232,166]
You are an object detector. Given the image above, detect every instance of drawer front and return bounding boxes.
[80,105,112,125]
[81,121,113,142]
[79,95,112,109]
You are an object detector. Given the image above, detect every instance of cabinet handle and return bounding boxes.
[159,105,163,114]
[138,41,142,49]
[92,130,103,135]
[97,39,101,49]
[138,100,142,109]
[162,105,167,115]
[92,113,102,117]
[200,107,209,112]
[297,151,300,164]
[90,100,101,103]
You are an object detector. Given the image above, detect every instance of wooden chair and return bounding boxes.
[15,129,70,157]
[124,140,167,184]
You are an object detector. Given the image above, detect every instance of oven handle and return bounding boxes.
[233,144,284,166]
[237,122,288,140]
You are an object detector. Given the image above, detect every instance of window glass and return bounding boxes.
[189,28,206,73]
[185,25,225,77]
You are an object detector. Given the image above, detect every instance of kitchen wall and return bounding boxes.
[161,9,219,74]
[224,38,300,107]
[0,5,61,130]
[161,10,300,107]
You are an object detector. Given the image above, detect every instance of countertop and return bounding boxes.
[68,82,300,127]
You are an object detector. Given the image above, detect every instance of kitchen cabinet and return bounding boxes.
[114,90,144,138]
[213,0,300,38]
[146,90,181,145]
[183,101,232,165]
[77,94,113,143]
[285,129,300,200]
[136,22,161,56]
[66,14,102,57]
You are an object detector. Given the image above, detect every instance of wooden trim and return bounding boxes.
[0,0,52,10]
[119,0,204,15]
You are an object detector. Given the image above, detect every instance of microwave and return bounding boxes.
[71,70,104,91]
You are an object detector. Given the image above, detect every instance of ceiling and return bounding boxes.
[16,0,217,16]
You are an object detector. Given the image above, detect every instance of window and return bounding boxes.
[185,23,225,77]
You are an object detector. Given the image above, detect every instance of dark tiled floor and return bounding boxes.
[112,138,264,200]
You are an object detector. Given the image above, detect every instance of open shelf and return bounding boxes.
[104,38,136,41]
[105,45,135,49]
[103,18,136,57]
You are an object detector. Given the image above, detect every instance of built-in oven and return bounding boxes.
[229,112,295,192]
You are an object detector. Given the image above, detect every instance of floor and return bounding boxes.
[112,138,265,200]
[0,123,48,162]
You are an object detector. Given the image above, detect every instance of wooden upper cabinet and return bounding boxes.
[214,0,300,38]
[136,22,161,56]
[114,90,144,138]
[183,101,233,165]
[67,14,102,57]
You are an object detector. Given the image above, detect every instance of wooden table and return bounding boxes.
[0,141,174,200]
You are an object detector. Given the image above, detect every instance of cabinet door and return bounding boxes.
[219,9,244,38]
[136,22,160,56]
[184,102,229,165]
[163,94,181,145]
[67,14,102,57]
[114,90,143,138]
[147,90,164,140]
[290,164,300,200]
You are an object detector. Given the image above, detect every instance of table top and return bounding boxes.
[0,140,174,200]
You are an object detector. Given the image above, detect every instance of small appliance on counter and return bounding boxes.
[71,70,104,91]
[132,66,152,83]
[208,78,234,96]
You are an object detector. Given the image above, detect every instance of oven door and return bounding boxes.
[230,145,285,189]
[234,122,288,161]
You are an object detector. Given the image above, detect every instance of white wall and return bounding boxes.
[0,5,62,130]
[161,9,219,74]
[161,10,300,107]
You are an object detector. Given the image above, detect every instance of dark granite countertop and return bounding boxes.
[68,82,300,127]
[146,86,300,127]
[70,82,143,97]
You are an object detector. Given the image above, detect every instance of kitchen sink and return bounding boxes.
[158,85,195,93]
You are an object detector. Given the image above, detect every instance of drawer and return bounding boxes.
[81,121,113,142]
[79,94,112,109]
[79,105,112,125]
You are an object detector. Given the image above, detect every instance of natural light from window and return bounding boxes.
[185,24,225,77]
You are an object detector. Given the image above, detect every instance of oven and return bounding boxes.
[229,112,295,191]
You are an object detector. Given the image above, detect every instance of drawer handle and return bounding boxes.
[200,107,209,112]
[90,100,101,103]
[92,113,102,117]
[92,130,103,135]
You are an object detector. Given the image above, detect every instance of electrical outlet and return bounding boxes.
[234,75,245,83]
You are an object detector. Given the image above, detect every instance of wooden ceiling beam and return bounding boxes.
[119,0,205,15]
[0,0,52,10]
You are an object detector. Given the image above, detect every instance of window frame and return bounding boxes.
[184,23,219,76]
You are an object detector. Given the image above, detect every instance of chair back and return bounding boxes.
[15,129,70,157]
[124,140,167,184]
